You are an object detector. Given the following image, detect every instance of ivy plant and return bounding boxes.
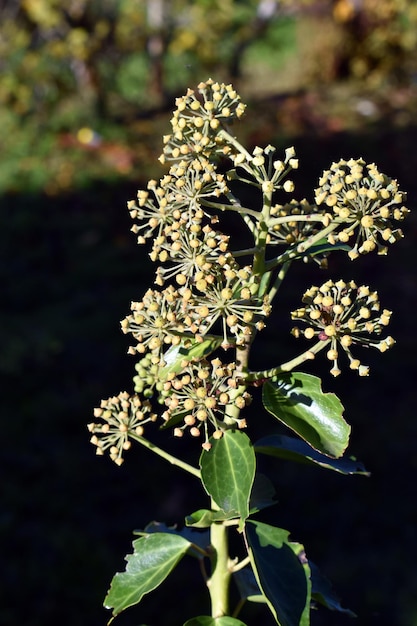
[88,79,408,625]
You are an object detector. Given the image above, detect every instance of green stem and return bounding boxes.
[253,188,273,276]
[231,555,251,573]
[268,261,291,304]
[218,129,252,160]
[268,213,328,226]
[208,509,232,618]
[201,198,259,219]
[244,339,331,382]
[129,432,201,479]
[272,222,340,267]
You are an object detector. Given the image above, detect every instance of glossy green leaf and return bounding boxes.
[185,509,238,528]
[184,617,247,626]
[263,373,349,458]
[200,430,256,528]
[310,562,356,617]
[135,521,209,559]
[246,521,311,626]
[255,434,369,475]
[105,533,191,617]
[159,338,222,380]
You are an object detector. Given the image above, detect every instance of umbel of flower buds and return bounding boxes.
[291,279,395,376]
[315,158,408,259]
[88,392,157,465]
[160,79,246,163]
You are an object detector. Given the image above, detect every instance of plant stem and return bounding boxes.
[268,260,291,303]
[129,432,201,478]
[244,339,331,382]
[208,505,232,618]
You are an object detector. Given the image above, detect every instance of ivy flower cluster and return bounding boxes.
[315,158,408,259]
[228,144,299,195]
[160,358,250,450]
[121,286,188,359]
[90,80,408,465]
[267,200,318,245]
[88,392,157,465]
[128,158,228,249]
[291,279,395,377]
[122,262,271,357]
[160,79,246,163]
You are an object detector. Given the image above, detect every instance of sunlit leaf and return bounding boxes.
[200,430,255,529]
[104,533,191,617]
[185,509,239,528]
[160,338,223,380]
[135,521,209,559]
[263,372,349,458]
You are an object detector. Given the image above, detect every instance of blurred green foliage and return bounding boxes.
[1,0,417,194]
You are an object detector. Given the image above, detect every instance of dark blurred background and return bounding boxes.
[2,1,417,625]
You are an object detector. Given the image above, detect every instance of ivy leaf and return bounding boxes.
[310,562,356,617]
[255,434,369,475]
[104,533,191,617]
[183,617,247,626]
[200,430,256,529]
[233,567,266,604]
[135,521,209,559]
[159,338,222,380]
[246,521,311,626]
[185,509,239,528]
[263,372,350,458]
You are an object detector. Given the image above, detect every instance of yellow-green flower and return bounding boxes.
[315,158,409,259]
[188,266,271,347]
[291,279,395,376]
[88,392,156,465]
[161,79,246,163]
[161,358,250,447]
[121,286,191,358]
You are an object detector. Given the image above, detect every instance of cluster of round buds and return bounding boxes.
[314,158,409,259]
[161,358,251,450]
[88,392,157,465]
[291,279,395,376]
[154,224,231,286]
[161,158,229,206]
[160,79,246,163]
[188,265,271,347]
[267,198,328,261]
[133,354,164,397]
[128,178,184,245]
[129,173,211,250]
[228,144,298,192]
[121,286,192,358]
